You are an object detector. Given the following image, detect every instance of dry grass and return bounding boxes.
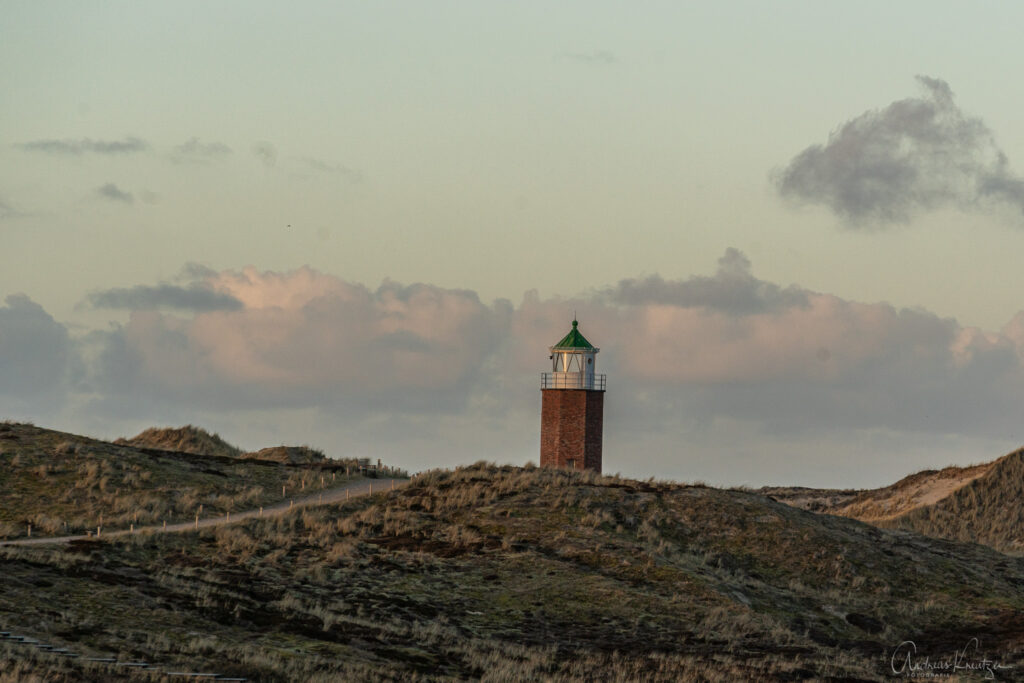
[2,462,1023,680]
[0,422,381,540]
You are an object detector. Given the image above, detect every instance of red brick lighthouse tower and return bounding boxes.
[540,319,606,472]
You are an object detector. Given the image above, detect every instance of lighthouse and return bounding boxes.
[540,319,606,472]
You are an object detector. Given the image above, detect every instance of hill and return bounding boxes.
[114,425,243,459]
[1,463,1023,681]
[242,445,327,465]
[764,449,1023,553]
[878,449,1024,552]
[0,422,364,541]
[118,425,334,466]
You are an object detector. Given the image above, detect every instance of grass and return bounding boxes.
[0,422,402,540]
[2,461,1023,680]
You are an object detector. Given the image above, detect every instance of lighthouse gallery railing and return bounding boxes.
[540,373,607,390]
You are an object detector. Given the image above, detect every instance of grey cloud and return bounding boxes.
[177,262,219,281]
[0,294,72,407]
[172,137,232,162]
[18,137,148,155]
[604,248,809,314]
[775,76,1024,225]
[374,330,435,353]
[301,157,363,182]
[253,142,277,167]
[96,183,134,204]
[86,284,243,311]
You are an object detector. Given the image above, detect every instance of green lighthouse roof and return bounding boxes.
[552,319,595,349]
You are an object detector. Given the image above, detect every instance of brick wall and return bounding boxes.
[540,389,604,473]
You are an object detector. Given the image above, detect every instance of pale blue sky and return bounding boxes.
[4,3,1024,486]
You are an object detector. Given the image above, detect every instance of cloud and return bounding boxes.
[253,142,277,167]
[558,50,617,65]
[300,157,363,182]
[171,137,232,162]
[775,76,1024,225]
[82,252,1024,440]
[0,294,72,411]
[16,249,1024,486]
[602,247,809,314]
[91,268,498,414]
[96,183,134,204]
[17,137,148,155]
[85,284,243,312]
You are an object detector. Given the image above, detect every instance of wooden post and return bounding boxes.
[369,483,372,495]
[97,526,101,538]
[391,479,395,490]
[163,520,167,530]
[290,500,293,509]
[332,472,336,482]
[27,524,31,538]
[346,489,350,501]
[321,475,324,488]
[259,506,263,517]
[130,524,134,534]
[195,514,199,530]
[226,511,230,523]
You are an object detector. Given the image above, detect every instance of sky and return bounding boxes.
[4,2,1024,487]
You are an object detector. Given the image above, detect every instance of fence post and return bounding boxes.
[27,523,31,538]
[195,513,199,530]
[259,506,263,517]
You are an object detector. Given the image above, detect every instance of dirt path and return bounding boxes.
[1,477,406,547]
